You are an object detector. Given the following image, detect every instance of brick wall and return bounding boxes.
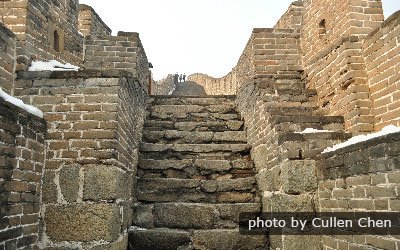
[78,4,112,37]
[0,0,84,71]
[318,132,400,249]
[84,32,151,89]
[0,96,46,249]
[363,11,400,131]
[301,0,385,134]
[14,70,148,248]
[0,22,15,95]
[153,74,175,95]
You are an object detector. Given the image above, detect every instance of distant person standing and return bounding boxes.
[183,73,186,82]
[179,74,183,83]
[174,73,179,84]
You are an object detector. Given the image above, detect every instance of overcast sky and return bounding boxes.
[79,0,399,80]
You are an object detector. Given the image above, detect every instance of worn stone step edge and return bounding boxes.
[142,130,247,144]
[140,143,251,153]
[144,120,244,132]
[134,202,261,229]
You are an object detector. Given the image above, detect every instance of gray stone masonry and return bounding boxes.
[129,96,268,249]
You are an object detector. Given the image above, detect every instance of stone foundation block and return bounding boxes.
[281,160,317,194]
[45,204,121,242]
[84,165,132,201]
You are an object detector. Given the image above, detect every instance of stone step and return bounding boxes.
[137,157,255,180]
[140,143,251,154]
[265,105,321,116]
[137,177,257,203]
[150,96,236,106]
[144,120,244,132]
[148,104,239,120]
[134,202,261,230]
[128,228,267,250]
[142,130,247,144]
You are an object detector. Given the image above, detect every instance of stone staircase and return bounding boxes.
[129,96,267,250]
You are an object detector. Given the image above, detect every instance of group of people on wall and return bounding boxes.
[174,73,186,83]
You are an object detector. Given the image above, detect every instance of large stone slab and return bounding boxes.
[128,228,191,250]
[45,204,121,242]
[192,229,267,250]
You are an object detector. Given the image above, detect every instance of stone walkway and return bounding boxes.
[172,81,207,96]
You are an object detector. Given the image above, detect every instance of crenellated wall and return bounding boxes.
[78,4,112,37]
[0,96,46,249]
[13,70,148,249]
[0,22,15,95]
[0,0,84,71]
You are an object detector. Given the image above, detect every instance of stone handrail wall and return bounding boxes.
[0,22,15,95]
[14,70,148,249]
[0,96,46,248]
[318,132,400,249]
[78,4,112,37]
[362,11,400,131]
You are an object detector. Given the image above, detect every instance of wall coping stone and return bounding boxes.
[320,132,400,158]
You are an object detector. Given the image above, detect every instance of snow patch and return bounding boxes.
[0,88,43,118]
[295,128,334,134]
[29,60,79,72]
[322,125,400,153]
[128,226,148,232]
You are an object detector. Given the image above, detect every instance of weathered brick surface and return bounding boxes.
[13,70,147,248]
[0,22,16,95]
[0,96,46,249]
[318,132,400,249]
[78,4,112,37]
[0,0,84,70]
[84,32,151,90]
[363,11,400,131]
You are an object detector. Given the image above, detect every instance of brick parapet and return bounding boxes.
[0,22,16,95]
[13,70,148,248]
[317,132,400,249]
[0,96,46,249]
[78,4,112,37]
[274,0,304,32]
[84,32,151,91]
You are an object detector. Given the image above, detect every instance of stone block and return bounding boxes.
[84,166,132,201]
[128,228,191,250]
[59,165,80,202]
[281,160,318,194]
[90,235,128,250]
[263,193,316,212]
[192,229,267,250]
[283,235,322,250]
[133,204,154,229]
[45,204,121,242]
[251,144,270,171]
[154,203,216,229]
[257,167,280,191]
[42,171,57,203]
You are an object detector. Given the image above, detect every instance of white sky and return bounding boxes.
[79,0,400,80]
